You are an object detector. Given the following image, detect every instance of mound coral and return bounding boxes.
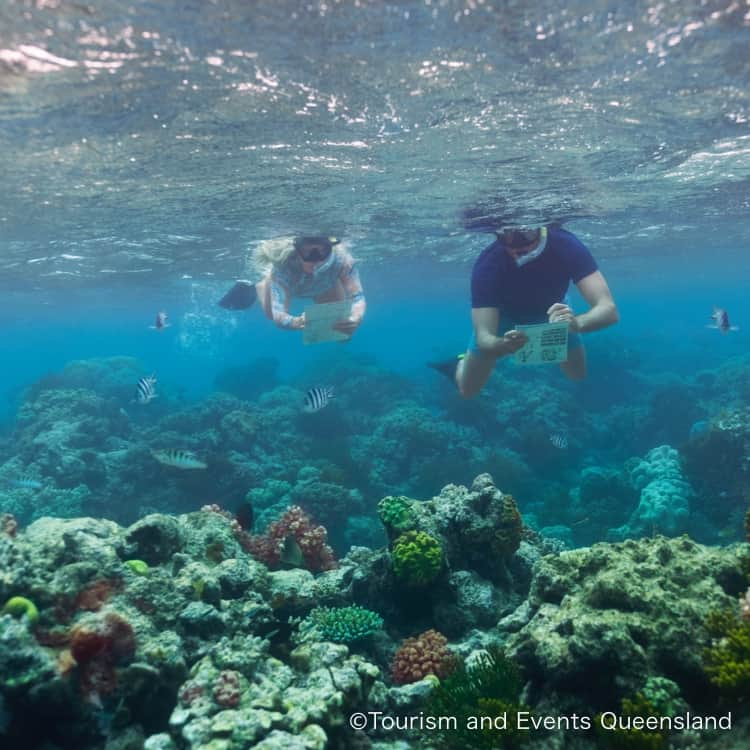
[612,445,693,539]
[242,505,336,572]
[392,530,443,586]
[377,495,416,539]
[391,629,457,685]
[297,604,383,644]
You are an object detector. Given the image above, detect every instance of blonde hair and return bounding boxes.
[248,236,352,278]
[254,236,297,268]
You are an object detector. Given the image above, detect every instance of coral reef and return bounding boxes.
[242,505,336,573]
[377,494,417,539]
[610,445,693,540]
[390,629,456,685]
[391,531,443,587]
[504,535,747,709]
[424,647,530,749]
[296,605,384,644]
[702,607,750,698]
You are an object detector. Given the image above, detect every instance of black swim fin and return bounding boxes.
[428,355,463,384]
[219,280,257,310]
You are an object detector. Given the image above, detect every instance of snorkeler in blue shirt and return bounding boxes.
[431,225,619,395]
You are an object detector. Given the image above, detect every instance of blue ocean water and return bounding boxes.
[0,0,748,532]
[1,4,750,748]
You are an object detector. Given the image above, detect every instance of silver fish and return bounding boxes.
[136,375,157,404]
[151,449,207,470]
[150,311,170,330]
[708,307,739,334]
[8,477,43,490]
[303,386,333,413]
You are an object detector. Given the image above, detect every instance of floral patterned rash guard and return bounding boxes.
[267,248,366,329]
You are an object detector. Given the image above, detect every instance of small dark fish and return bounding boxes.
[303,386,333,413]
[549,432,568,450]
[708,307,739,334]
[235,498,254,532]
[136,375,157,404]
[150,311,170,331]
[279,534,305,568]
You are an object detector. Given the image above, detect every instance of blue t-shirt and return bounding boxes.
[470,227,598,320]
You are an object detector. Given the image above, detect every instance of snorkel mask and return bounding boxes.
[294,236,340,261]
[504,227,548,267]
[294,236,339,275]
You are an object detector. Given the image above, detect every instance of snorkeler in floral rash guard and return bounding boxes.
[219,235,366,338]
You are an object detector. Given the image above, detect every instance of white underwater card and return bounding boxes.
[303,300,353,344]
[513,322,569,365]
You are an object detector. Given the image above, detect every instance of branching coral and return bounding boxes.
[297,604,383,644]
[391,629,457,684]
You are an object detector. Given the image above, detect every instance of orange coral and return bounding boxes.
[391,629,457,685]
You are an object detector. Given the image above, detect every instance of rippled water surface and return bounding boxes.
[1,0,748,290]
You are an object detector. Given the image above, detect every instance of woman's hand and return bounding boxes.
[333,316,361,337]
[547,303,579,331]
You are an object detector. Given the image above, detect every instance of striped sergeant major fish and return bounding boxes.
[708,307,739,334]
[303,386,334,413]
[549,431,569,450]
[136,375,157,404]
[151,449,207,470]
[150,311,170,331]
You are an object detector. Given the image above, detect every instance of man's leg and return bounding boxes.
[456,350,498,398]
[560,344,587,381]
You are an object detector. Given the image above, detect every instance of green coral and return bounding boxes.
[594,694,667,749]
[703,608,750,697]
[377,495,416,536]
[640,677,687,717]
[392,530,443,586]
[124,559,150,576]
[2,596,39,626]
[298,605,383,644]
[425,647,530,749]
